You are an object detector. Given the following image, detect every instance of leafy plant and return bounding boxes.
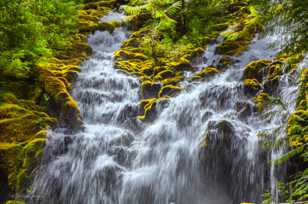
[122,0,183,32]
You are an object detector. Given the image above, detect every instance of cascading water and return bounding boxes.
[30,12,301,204]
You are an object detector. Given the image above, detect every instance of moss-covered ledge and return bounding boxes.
[0,0,120,202]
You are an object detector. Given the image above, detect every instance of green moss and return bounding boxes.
[0,1,120,200]
[296,68,308,110]
[16,138,46,193]
[273,65,307,203]
[0,97,56,143]
[217,6,263,56]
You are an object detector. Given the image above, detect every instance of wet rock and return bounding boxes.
[263,78,279,95]
[137,97,169,122]
[235,101,257,118]
[217,56,235,69]
[116,104,140,124]
[110,132,134,147]
[177,108,194,129]
[243,78,261,95]
[243,59,271,81]
[201,111,213,122]
[158,84,181,97]
[191,66,220,81]
[199,118,270,204]
[108,146,130,165]
[141,81,162,99]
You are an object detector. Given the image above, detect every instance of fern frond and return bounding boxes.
[122,4,150,16]
[155,14,177,31]
[165,1,182,19]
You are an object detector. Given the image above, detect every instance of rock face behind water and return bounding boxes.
[199,120,268,204]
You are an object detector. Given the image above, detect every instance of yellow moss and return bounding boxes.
[160,74,184,85]
[287,110,308,148]
[114,49,148,60]
[243,59,272,79]
[4,200,26,204]
[0,142,18,150]
[153,69,174,80]
[286,68,307,149]
[16,138,45,192]
[0,102,55,143]
[158,85,181,97]
[79,2,113,32]
[243,78,261,90]
[266,62,283,81]
[296,68,308,110]
[165,57,192,70]
[116,59,154,75]
[137,97,168,120]
[37,62,82,127]
[192,66,219,80]
[0,2,119,198]
[254,92,270,112]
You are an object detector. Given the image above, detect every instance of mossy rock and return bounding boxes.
[192,66,220,81]
[0,1,119,200]
[137,97,169,121]
[296,68,308,110]
[216,40,246,56]
[158,84,181,97]
[243,78,261,95]
[287,110,308,149]
[0,138,46,197]
[0,94,55,143]
[4,200,26,204]
[254,92,270,112]
[217,6,263,56]
[141,80,162,99]
[243,59,272,81]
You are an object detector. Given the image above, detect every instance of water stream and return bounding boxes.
[30,12,301,204]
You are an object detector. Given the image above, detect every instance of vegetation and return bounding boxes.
[0,0,306,203]
[0,0,117,202]
[116,0,265,119]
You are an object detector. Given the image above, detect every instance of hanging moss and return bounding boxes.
[137,97,169,121]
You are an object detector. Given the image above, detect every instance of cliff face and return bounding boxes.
[0,0,307,203]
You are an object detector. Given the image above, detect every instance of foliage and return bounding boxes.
[123,0,182,33]
[282,0,308,52]
[0,0,116,201]
[0,0,80,79]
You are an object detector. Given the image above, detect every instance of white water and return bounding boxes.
[30,12,301,204]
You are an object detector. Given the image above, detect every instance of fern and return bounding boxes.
[165,1,182,18]
[122,4,150,16]
[123,0,183,32]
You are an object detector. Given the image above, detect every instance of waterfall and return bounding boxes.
[30,12,301,204]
